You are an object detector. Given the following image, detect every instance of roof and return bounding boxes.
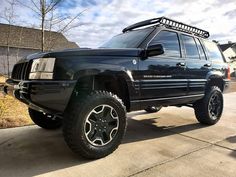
[219,43,236,52]
[0,23,78,50]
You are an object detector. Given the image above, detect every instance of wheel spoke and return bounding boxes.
[85,119,96,136]
[92,138,104,146]
[106,108,118,123]
[216,106,221,115]
[92,105,105,114]
[87,129,97,141]
[102,106,111,119]
[103,123,118,141]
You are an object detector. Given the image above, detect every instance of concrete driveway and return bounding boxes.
[0,93,236,177]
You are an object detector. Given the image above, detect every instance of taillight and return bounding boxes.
[227,65,231,80]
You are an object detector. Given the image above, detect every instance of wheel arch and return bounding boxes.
[206,74,224,92]
[70,71,132,112]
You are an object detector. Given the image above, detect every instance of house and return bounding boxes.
[219,42,236,61]
[0,23,78,75]
[219,42,236,77]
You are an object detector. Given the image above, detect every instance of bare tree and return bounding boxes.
[0,0,18,77]
[17,0,83,52]
[45,9,86,50]
[16,25,24,62]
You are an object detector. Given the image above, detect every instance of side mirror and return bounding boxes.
[146,44,164,57]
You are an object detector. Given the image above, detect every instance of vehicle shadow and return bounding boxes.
[225,135,236,159]
[123,116,206,144]
[226,135,236,144]
[0,114,206,177]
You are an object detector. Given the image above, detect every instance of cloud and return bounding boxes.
[224,9,236,18]
[65,0,236,47]
[1,0,236,48]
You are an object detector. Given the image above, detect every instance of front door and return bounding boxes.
[138,30,188,102]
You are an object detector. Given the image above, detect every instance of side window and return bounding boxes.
[149,31,180,57]
[195,39,207,60]
[203,40,224,61]
[182,35,200,59]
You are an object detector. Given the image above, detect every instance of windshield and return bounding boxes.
[100,28,154,48]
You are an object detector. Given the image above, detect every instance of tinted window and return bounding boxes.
[149,31,180,57]
[100,28,153,48]
[182,35,200,59]
[203,40,224,61]
[195,38,206,60]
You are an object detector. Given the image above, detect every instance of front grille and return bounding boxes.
[11,62,31,80]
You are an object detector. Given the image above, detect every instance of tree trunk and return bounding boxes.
[16,26,23,62]
[41,0,45,52]
[6,25,11,77]
[7,46,10,77]
[41,16,45,52]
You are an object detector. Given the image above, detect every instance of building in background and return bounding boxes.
[219,42,236,77]
[0,23,78,75]
[220,42,236,61]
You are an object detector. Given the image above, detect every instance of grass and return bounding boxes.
[0,95,33,128]
[0,76,33,128]
[0,75,6,83]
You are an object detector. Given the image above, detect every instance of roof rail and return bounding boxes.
[122,17,210,38]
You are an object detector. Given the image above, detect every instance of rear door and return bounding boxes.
[181,34,210,95]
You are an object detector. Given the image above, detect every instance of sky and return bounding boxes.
[0,0,236,48]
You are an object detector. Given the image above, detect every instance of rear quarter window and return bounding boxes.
[203,40,224,62]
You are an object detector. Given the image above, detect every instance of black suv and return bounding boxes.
[4,17,230,159]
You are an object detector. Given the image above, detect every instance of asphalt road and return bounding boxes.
[0,92,236,177]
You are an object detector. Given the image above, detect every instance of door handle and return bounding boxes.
[176,62,186,67]
[203,63,211,67]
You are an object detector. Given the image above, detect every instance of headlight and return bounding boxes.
[29,58,56,79]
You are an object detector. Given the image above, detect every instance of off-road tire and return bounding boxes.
[28,108,62,129]
[194,86,223,125]
[63,91,127,159]
[145,106,162,113]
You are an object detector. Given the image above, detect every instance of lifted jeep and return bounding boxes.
[4,17,230,159]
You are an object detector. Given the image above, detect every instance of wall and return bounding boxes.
[223,48,236,61]
[0,47,39,75]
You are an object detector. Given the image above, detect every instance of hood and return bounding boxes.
[20,48,143,62]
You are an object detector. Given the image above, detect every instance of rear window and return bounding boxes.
[203,40,224,61]
[182,35,200,59]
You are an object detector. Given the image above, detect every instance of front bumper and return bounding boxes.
[3,79,76,115]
